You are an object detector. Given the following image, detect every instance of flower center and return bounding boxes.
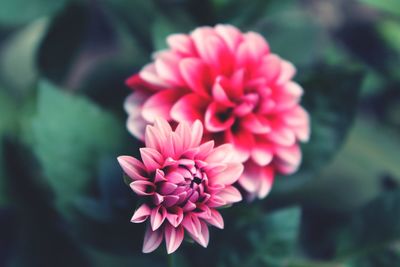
[151,159,210,209]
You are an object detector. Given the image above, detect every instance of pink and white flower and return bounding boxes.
[124,24,310,199]
[118,118,243,254]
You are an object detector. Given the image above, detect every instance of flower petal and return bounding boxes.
[165,224,184,254]
[142,224,163,253]
[210,163,243,185]
[190,220,209,248]
[131,204,151,223]
[150,206,167,231]
[167,33,196,56]
[166,207,184,227]
[142,89,183,123]
[205,102,235,132]
[117,156,148,180]
[203,209,224,229]
[179,58,210,97]
[216,186,242,204]
[130,180,155,196]
[170,93,209,123]
[140,147,164,172]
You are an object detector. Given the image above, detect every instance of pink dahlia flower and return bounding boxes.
[125,24,310,199]
[118,118,243,254]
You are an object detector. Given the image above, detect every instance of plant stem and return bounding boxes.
[168,253,175,267]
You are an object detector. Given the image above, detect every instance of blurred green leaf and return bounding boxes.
[29,80,125,212]
[0,0,66,25]
[336,190,400,267]
[102,0,157,53]
[255,7,326,66]
[272,66,364,195]
[0,18,49,96]
[152,14,195,51]
[0,89,18,207]
[212,206,301,267]
[359,0,400,17]
[378,20,400,53]
[37,3,88,84]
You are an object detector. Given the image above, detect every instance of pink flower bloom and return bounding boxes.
[118,118,243,254]
[125,24,310,199]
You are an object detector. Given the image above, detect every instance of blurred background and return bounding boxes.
[0,0,400,266]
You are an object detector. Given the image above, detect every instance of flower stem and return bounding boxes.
[168,253,175,267]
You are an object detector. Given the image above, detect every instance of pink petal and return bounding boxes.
[203,35,233,75]
[167,33,196,55]
[204,143,234,163]
[153,117,173,138]
[142,224,163,253]
[203,209,224,229]
[250,141,273,166]
[276,59,296,85]
[257,166,274,198]
[165,171,185,184]
[175,121,192,152]
[281,106,309,126]
[117,156,148,180]
[166,207,184,227]
[139,147,164,172]
[155,51,185,86]
[274,144,302,175]
[205,102,235,132]
[274,82,303,111]
[131,203,151,223]
[158,182,178,195]
[190,220,209,248]
[293,123,310,142]
[227,68,245,99]
[182,213,201,238]
[179,58,210,97]
[210,163,243,186]
[244,32,270,60]
[212,78,235,106]
[124,92,150,140]
[255,54,281,83]
[130,180,155,196]
[142,89,183,123]
[153,193,164,205]
[216,186,242,204]
[267,124,296,147]
[215,24,243,52]
[150,206,167,231]
[238,162,274,199]
[241,114,271,134]
[145,125,164,151]
[190,27,217,62]
[170,93,209,123]
[225,127,254,162]
[190,120,204,147]
[139,63,170,88]
[195,140,215,159]
[163,195,180,207]
[165,224,184,254]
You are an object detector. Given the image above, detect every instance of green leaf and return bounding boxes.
[359,0,400,17]
[37,3,88,84]
[151,14,195,51]
[254,7,326,66]
[209,206,301,267]
[0,0,67,25]
[272,66,364,195]
[29,80,125,211]
[337,190,400,266]
[0,18,49,96]
[0,89,18,207]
